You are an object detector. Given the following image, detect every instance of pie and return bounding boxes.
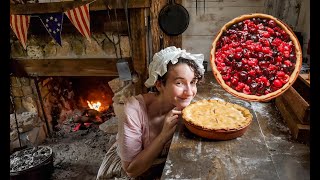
[182,99,253,140]
[210,13,302,102]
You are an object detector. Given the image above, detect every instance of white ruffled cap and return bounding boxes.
[144,46,205,88]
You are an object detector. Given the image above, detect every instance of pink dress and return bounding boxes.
[96,94,170,179]
[116,94,170,163]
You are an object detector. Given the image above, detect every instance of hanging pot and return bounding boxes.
[158,0,190,36]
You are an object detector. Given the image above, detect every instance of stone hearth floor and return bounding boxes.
[43,123,117,180]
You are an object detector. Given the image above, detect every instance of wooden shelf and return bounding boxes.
[10,0,149,15]
[10,58,133,77]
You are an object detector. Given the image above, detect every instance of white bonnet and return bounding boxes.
[144,46,205,88]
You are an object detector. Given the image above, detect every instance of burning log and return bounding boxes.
[73,106,115,123]
[71,105,115,132]
[73,109,102,124]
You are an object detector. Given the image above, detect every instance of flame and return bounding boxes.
[87,101,101,111]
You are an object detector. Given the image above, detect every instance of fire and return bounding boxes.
[87,101,101,111]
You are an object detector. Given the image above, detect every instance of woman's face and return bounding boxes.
[159,63,198,109]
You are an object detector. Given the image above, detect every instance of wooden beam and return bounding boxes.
[10,0,150,15]
[10,58,133,77]
[130,8,147,94]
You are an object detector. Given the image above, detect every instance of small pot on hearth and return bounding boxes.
[10,146,54,180]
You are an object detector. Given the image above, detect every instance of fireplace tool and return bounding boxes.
[114,2,132,81]
[10,81,22,149]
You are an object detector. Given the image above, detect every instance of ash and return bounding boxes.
[42,123,117,180]
[10,146,52,172]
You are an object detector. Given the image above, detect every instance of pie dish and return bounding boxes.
[182,99,253,140]
[210,13,302,102]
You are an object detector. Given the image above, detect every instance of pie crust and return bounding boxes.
[182,99,253,140]
[210,13,302,102]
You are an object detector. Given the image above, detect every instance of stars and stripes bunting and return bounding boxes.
[65,3,91,42]
[10,15,31,50]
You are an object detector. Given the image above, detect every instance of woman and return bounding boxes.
[96,46,205,179]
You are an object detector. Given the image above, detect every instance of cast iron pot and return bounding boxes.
[10,146,54,180]
[158,0,190,36]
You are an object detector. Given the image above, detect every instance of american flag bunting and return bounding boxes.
[38,13,64,46]
[10,15,31,50]
[65,4,91,42]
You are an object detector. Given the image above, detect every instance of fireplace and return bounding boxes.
[39,76,115,131]
[10,74,137,153]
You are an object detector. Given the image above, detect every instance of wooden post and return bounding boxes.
[130,8,147,94]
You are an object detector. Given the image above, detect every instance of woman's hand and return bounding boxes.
[159,107,182,142]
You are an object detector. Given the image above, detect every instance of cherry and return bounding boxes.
[234,52,243,60]
[250,35,258,42]
[250,82,258,94]
[235,82,245,91]
[268,20,276,27]
[243,85,251,94]
[239,71,248,81]
[235,62,243,70]
[222,74,231,81]
[273,79,283,88]
[289,53,296,62]
[257,82,266,94]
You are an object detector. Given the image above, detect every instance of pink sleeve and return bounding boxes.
[117,97,144,162]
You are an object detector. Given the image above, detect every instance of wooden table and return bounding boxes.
[160,72,310,180]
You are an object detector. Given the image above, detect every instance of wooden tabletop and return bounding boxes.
[160,72,310,180]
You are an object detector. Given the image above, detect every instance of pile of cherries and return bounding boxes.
[215,17,297,96]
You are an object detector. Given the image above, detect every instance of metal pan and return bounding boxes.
[158,0,190,36]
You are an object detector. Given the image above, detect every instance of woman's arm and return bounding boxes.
[122,108,181,177]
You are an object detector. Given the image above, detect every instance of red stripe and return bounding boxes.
[21,16,27,45]
[83,4,90,34]
[74,7,86,37]
[24,16,30,43]
[84,4,90,22]
[15,16,23,45]
[10,15,16,35]
[65,4,91,39]
[10,15,29,49]
[66,10,78,34]
[78,5,90,37]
